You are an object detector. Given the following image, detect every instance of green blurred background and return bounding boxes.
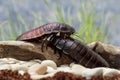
[0,0,120,45]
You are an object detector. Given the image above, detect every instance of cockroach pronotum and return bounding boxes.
[48,36,110,68]
[16,22,75,51]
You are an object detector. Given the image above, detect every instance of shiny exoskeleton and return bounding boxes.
[17,22,75,42]
[49,36,110,68]
[16,23,75,51]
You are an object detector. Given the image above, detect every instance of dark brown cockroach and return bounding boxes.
[16,22,75,51]
[48,36,110,68]
[17,23,75,41]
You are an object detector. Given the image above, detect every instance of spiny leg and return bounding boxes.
[45,35,55,50]
[48,34,60,54]
[41,35,50,52]
[49,35,62,59]
[41,39,45,52]
[57,50,62,59]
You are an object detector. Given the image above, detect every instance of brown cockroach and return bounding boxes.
[48,36,110,68]
[16,22,75,51]
[17,23,75,41]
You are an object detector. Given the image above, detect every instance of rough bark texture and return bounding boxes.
[0,41,74,66]
[88,41,120,69]
[0,41,120,69]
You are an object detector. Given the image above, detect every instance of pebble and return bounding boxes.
[28,63,47,75]
[0,64,11,70]
[81,68,103,80]
[103,68,120,76]
[0,58,119,80]
[19,70,25,75]
[71,64,86,75]
[57,66,71,72]
[20,61,38,67]
[11,64,28,71]
[0,58,19,64]
[41,60,57,69]
[46,66,55,73]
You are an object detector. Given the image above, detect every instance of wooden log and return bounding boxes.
[0,41,74,66]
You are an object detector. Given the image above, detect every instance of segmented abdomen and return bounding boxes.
[50,36,110,68]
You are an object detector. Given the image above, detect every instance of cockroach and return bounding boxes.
[17,23,75,41]
[16,22,75,51]
[48,36,110,68]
